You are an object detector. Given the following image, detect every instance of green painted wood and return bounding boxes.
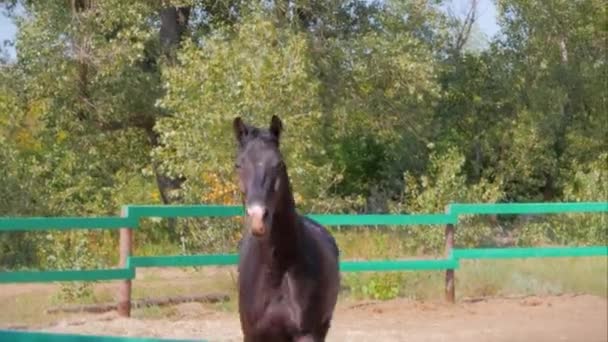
[126,204,456,225]
[128,254,458,271]
[453,246,608,260]
[126,205,243,218]
[340,258,459,272]
[0,217,137,232]
[0,268,135,283]
[0,330,204,342]
[449,202,608,215]
[124,202,606,223]
[129,254,239,268]
[308,214,457,226]
[3,202,605,233]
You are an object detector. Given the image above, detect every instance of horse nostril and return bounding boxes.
[247,204,267,221]
[246,204,268,237]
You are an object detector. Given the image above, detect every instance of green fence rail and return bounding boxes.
[308,213,456,226]
[128,254,239,268]
[126,205,244,218]
[127,204,458,226]
[0,202,606,283]
[453,246,608,260]
[449,202,608,215]
[0,216,138,232]
[339,258,459,272]
[0,330,204,342]
[127,254,460,272]
[0,268,135,284]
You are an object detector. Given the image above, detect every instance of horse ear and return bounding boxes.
[269,115,283,140]
[233,117,248,146]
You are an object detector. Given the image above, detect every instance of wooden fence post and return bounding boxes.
[118,207,132,317]
[445,205,455,303]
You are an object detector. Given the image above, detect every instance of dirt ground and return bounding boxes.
[2,267,606,342]
[8,294,604,342]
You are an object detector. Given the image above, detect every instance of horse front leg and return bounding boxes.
[292,319,332,342]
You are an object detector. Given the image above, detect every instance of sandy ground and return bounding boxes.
[2,268,606,342]
[13,294,605,342]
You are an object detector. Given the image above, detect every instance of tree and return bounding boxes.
[1,0,605,273]
[494,0,607,198]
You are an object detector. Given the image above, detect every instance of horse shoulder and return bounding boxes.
[238,236,269,320]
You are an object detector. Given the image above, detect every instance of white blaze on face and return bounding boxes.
[246,204,267,236]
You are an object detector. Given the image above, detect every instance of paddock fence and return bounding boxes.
[1,201,606,318]
[0,329,204,342]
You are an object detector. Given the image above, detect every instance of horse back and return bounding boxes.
[299,215,340,260]
[295,215,340,319]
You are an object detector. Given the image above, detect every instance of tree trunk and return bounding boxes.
[473,138,482,180]
[67,1,191,209]
[147,3,192,206]
[160,5,191,63]
[547,37,574,200]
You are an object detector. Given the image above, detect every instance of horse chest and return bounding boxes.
[251,270,312,332]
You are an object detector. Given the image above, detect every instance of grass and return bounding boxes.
[132,305,179,320]
[129,267,239,318]
[332,228,439,259]
[457,257,608,298]
[0,267,240,326]
[341,256,608,301]
[134,241,182,258]
[2,256,604,326]
[0,286,57,327]
[131,271,237,301]
[0,232,606,327]
[332,227,607,300]
[0,282,119,327]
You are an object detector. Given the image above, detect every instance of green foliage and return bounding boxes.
[0,232,39,270]
[0,1,169,282]
[345,273,403,300]
[318,13,441,200]
[37,230,114,302]
[156,13,329,195]
[390,148,503,253]
[155,12,344,247]
[0,0,605,302]
[331,130,390,196]
[562,153,608,203]
[517,153,608,246]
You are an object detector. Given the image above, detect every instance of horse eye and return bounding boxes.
[234,163,241,169]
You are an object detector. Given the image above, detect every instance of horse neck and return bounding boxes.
[267,170,299,266]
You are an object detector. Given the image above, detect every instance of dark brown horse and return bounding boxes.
[233,115,340,342]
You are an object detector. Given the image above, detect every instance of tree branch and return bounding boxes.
[450,0,479,53]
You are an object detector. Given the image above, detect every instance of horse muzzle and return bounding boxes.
[246,204,269,237]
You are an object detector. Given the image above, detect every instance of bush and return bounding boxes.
[389,148,503,253]
[37,230,116,302]
[517,154,607,247]
[345,273,404,300]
